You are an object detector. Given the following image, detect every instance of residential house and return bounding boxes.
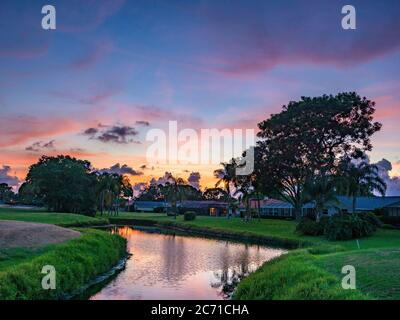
[133,201,169,212]
[252,196,400,219]
[177,200,229,216]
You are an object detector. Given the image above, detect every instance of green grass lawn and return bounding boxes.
[0,208,109,227]
[315,248,400,300]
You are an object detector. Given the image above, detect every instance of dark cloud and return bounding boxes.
[0,165,20,187]
[98,125,138,144]
[25,140,55,152]
[99,163,143,176]
[150,172,175,186]
[83,127,99,136]
[83,124,139,144]
[374,159,400,196]
[140,164,154,170]
[188,172,201,190]
[135,121,150,126]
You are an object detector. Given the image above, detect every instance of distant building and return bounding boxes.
[335,196,400,216]
[134,196,400,220]
[132,200,229,216]
[251,199,315,218]
[250,196,400,219]
[133,201,169,212]
[178,200,229,216]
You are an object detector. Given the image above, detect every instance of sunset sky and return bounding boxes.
[0,0,399,191]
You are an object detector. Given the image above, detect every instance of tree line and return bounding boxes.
[14,155,133,216]
[1,92,387,221]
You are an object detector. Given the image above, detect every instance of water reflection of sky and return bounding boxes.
[91,226,286,300]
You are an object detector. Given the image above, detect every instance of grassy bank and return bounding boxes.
[235,246,400,300]
[110,212,400,299]
[109,212,400,250]
[0,229,126,300]
[0,247,49,270]
[0,208,109,227]
[233,250,366,299]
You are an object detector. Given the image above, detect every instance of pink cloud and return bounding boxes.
[0,115,80,147]
[373,96,400,121]
[111,104,206,129]
[193,1,400,76]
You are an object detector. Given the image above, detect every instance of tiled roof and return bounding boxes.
[258,196,400,211]
[134,201,168,208]
[336,196,400,211]
[178,200,228,208]
[385,200,400,208]
[260,199,314,209]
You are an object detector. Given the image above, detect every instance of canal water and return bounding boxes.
[89,226,285,300]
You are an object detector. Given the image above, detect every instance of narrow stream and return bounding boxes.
[89,226,286,300]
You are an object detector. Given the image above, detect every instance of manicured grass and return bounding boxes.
[315,248,400,300]
[0,229,127,300]
[0,208,109,227]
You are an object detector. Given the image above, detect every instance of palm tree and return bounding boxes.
[96,173,113,215]
[160,176,188,219]
[214,159,239,215]
[304,175,338,222]
[234,175,255,222]
[214,159,239,196]
[96,172,132,216]
[337,158,387,213]
[203,187,229,201]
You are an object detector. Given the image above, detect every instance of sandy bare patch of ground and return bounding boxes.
[0,220,81,249]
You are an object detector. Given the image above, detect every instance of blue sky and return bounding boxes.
[0,0,399,188]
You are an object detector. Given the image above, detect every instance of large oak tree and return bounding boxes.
[26,155,98,215]
[256,92,381,220]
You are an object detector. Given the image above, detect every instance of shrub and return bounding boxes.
[184,211,196,221]
[325,214,376,241]
[324,216,353,240]
[296,218,324,236]
[356,212,382,228]
[296,213,379,241]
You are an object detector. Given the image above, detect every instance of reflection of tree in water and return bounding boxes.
[162,234,187,283]
[211,265,250,299]
[211,244,255,299]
